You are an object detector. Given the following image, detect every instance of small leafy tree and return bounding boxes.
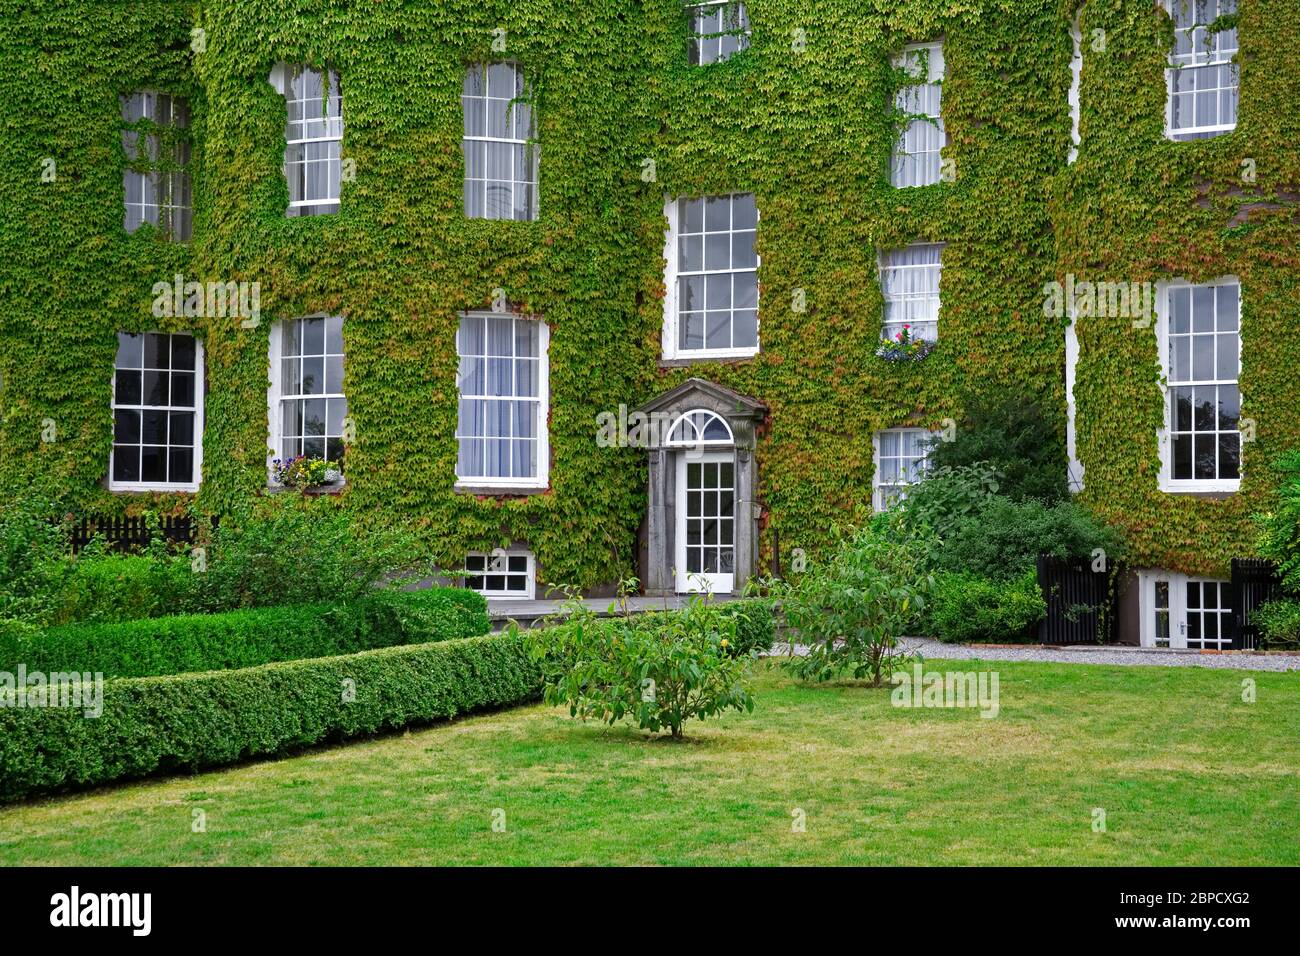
[526,592,755,739]
[775,520,932,687]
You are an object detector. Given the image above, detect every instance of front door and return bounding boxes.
[1141,572,1233,649]
[675,451,735,594]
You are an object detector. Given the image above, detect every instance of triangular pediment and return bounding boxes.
[635,377,766,420]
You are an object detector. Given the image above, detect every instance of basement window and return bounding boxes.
[464,550,535,599]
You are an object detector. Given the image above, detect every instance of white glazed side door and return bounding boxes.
[1140,571,1233,649]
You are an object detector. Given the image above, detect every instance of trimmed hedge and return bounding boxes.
[0,587,489,679]
[0,632,541,802]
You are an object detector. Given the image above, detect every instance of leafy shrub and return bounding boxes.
[1253,599,1300,650]
[176,496,433,613]
[775,520,932,686]
[925,391,1068,502]
[1256,450,1300,593]
[932,496,1126,582]
[50,554,187,626]
[889,462,1003,532]
[717,599,775,656]
[927,569,1046,643]
[1,587,489,679]
[0,631,540,802]
[527,596,755,738]
[0,491,71,626]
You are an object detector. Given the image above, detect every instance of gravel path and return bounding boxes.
[771,638,1300,673]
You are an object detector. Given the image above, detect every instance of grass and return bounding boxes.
[1,658,1297,865]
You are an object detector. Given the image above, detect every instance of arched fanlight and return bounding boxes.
[666,408,733,446]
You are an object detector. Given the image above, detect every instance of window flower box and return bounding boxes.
[875,324,936,362]
[271,455,343,491]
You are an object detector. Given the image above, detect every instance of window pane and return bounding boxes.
[456,313,545,481]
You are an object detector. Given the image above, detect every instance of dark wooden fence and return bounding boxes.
[1228,558,1282,650]
[1036,555,1121,645]
[68,514,212,553]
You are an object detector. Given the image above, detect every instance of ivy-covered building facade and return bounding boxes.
[1,1,1296,646]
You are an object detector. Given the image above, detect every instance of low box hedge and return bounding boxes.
[0,587,490,679]
[0,631,541,802]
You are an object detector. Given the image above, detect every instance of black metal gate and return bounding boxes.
[1036,555,1120,645]
[1228,558,1281,650]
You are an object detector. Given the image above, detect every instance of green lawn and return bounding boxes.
[1,659,1297,866]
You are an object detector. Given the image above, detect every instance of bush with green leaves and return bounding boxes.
[0,490,72,626]
[926,568,1046,644]
[2,587,489,679]
[931,495,1126,582]
[50,552,187,626]
[775,520,932,687]
[925,392,1068,503]
[176,495,432,613]
[717,599,776,657]
[526,596,755,739]
[1253,599,1300,650]
[1256,451,1300,594]
[887,462,1003,535]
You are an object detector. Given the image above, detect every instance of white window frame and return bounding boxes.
[1137,570,1233,650]
[686,1,751,66]
[1068,10,1082,163]
[454,310,550,492]
[109,333,204,493]
[878,242,944,343]
[266,315,348,485]
[121,90,192,241]
[665,408,734,447]
[891,40,945,189]
[464,548,536,600]
[461,61,539,221]
[1164,0,1239,142]
[1156,277,1242,493]
[872,427,933,511]
[270,64,343,216]
[661,194,761,361]
[1065,309,1084,493]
